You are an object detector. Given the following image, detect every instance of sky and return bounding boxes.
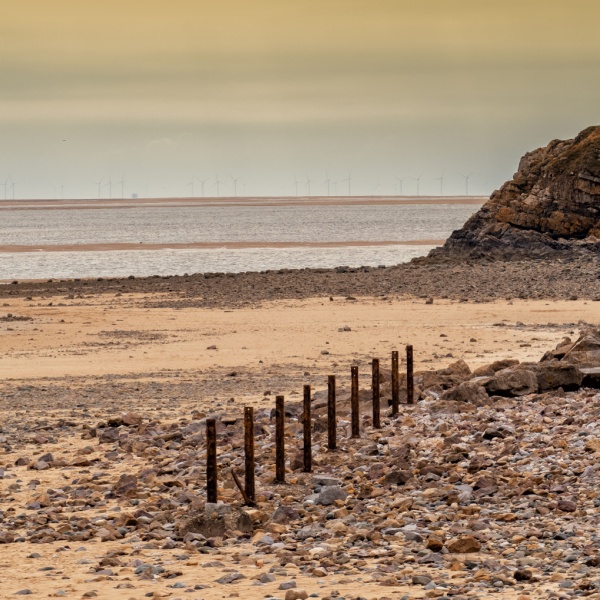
[1,0,599,199]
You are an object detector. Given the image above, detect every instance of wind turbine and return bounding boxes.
[105,176,113,199]
[10,180,18,200]
[292,174,299,197]
[343,172,352,196]
[1,179,8,200]
[214,172,222,197]
[187,178,195,197]
[395,176,406,195]
[323,171,331,196]
[433,172,445,196]
[92,177,103,199]
[305,174,312,197]
[116,176,125,198]
[459,172,473,196]
[230,175,240,197]
[411,174,423,196]
[196,177,207,197]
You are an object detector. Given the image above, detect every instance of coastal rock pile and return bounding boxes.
[430,125,600,260]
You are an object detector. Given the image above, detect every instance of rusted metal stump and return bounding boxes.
[372,358,381,428]
[327,375,337,450]
[351,366,360,438]
[275,395,285,483]
[303,384,312,472]
[244,406,255,504]
[391,350,399,416]
[406,344,414,404]
[206,418,218,503]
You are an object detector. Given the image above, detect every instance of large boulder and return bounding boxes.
[562,328,600,367]
[441,381,488,404]
[482,367,538,397]
[428,126,600,260]
[534,363,583,392]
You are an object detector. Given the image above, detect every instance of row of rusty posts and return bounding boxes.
[206,345,414,505]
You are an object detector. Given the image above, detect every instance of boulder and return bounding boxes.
[441,381,488,403]
[179,504,253,539]
[562,328,600,367]
[447,535,482,553]
[483,367,538,397]
[535,363,583,392]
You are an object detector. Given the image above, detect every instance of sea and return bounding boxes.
[0,202,480,280]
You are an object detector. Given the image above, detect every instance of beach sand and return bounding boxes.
[0,290,595,597]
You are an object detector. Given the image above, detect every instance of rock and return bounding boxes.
[279,580,296,590]
[557,499,577,512]
[383,470,412,486]
[98,427,120,444]
[441,381,488,403]
[412,575,432,586]
[428,125,600,260]
[581,367,600,389]
[483,367,538,397]
[562,328,600,367]
[112,474,138,497]
[535,363,583,392]
[179,505,253,538]
[426,533,445,552]
[316,486,347,505]
[121,412,143,426]
[216,572,245,584]
[514,569,533,581]
[285,591,308,600]
[447,536,481,553]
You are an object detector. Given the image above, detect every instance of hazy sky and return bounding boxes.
[1,0,599,199]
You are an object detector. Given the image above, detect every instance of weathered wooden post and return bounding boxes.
[206,418,218,503]
[328,375,337,450]
[391,350,399,416]
[303,384,312,472]
[244,406,255,504]
[275,395,285,483]
[406,344,414,404]
[372,358,381,428]
[351,366,360,438]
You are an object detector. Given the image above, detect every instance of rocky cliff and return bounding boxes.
[430,125,600,260]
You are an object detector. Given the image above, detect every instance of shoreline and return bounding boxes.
[0,195,486,210]
[0,239,442,254]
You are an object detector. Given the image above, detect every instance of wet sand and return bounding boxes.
[0,239,443,254]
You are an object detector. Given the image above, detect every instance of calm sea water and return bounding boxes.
[0,203,477,279]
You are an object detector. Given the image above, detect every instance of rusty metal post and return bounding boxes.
[244,406,255,504]
[275,395,285,483]
[327,375,337,450]
[351,366,360,438]
[372,358,381,428]
[406,344,414,404]
[303,384,312,472]
[206,418,218,503]
[391,350,399,416]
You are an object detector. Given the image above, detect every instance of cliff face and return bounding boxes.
[431,126,600,260]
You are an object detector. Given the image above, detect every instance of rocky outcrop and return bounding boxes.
[430,125,600,260]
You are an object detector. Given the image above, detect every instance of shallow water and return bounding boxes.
[0,203,477,279]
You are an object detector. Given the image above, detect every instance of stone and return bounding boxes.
[179,505,253,539]
[426,533,445,552]
[441,381,488,403]
[557,499,577,512]
[483,367,538,397]
[447,536,481,553]
[279,580,296,590]
[514,569,533,581]
[535,363,583,392]
[285,591,308,600]
[316,486,347,505]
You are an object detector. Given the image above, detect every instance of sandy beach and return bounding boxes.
[1,280,598,598]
